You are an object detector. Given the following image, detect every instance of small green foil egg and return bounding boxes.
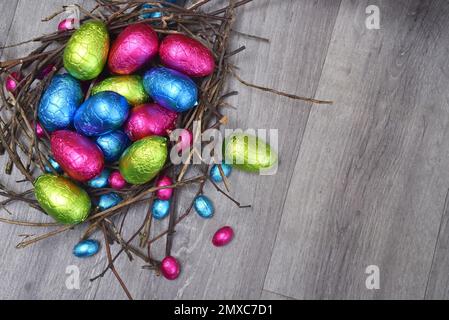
[223,133,278,173]
[91,75,149,106]
[63,21,110,81]
[34,174,91,224]
[119,136,168,184]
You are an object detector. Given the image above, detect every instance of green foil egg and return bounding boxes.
[223,133,278,173]
[91,75,149,106]
[63,21,110,81]
[34,174,91,224]
[119,136,168,185]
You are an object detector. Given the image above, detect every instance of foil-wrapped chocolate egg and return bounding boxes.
[156,175,173,200]
[160,34,215,77]
[160,256,180,280]
[108,170,127,190]
[193,195,214,218]
[5,72,22,93]
[140,1,176,19]
[223,133,278,173]
[124,103,178,141]
[152,199,170,220]
[143,67,198,112]
[119,136,168,185]
[63,21,109,81]
[91,75,149,106]
[95,130,130,163]
[36,122,45,139]
[74,91,130,137]
[98,192,122,211]
[44,157,63,174]
[212,226,234,247]
[37,64,56,80]
[210,163,232,183]
[87,168,110,188]
[73,239,100,258]
[108,23,159,75]
[34,174,91,224]
[38,74,83,132]
[51,130,104,182]
[58,18,76,31]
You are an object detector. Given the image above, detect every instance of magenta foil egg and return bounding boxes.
[58,18,76,31]
[108,170,127,190]
[176,129,193,153]
[36,122,45,139]
[108,23,159,75]
[159,34,215,77]
[124,103,177,141]
[212,226,234,247]
[156,176,173,200]
[51,130,104,182]
[37,64,55,80]
[5,72,22,93]
[160,256,180,280]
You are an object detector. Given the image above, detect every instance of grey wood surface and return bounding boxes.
[1,0,449,300]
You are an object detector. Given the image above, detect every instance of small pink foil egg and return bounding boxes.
[36,122,45,139]
[5,72,22,93]
[159,34,215,77]
[58,18,76,31]
[37,64,56,80]
[176,129,193,153]
[156,175,173,200]
[160,256,180,280]
[108,170,127,190]
[124,103,177,141]
[212,226,234,247]
[51,130,104,182]
[108,23,159,75]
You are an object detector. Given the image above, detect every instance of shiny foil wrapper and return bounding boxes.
[160,34,215,77]
[74,91,130,137]
[160,256,181,280]
[34,174,91,224]
[210,163,232,183]
[108,171,127,190]
[98,192,122,211]
[108,23,159,75]
[152,199,170,220]
[124,103,178,141]
[91,75,149,106]
[38,74,83,132]
[51,130,104,182]
[193,195,214,218]
[63,21,110,81]
[143,67,198,112]
[87,168,110,188]
[73,239,100,258]
[212,226,234,247]
[155,175,174,200]
[95,130,130,163]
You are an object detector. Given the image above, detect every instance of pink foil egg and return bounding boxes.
[108,23,159,75]
[5,72,22,93]
[160,256,180,280]
[108,170,127,190]
[51,130,104,182]
[124,103,178,141]
[36,122,45,139]
[156,175,173,200]
[175,129,193,153]
[212,226,234,247]
[37,64,56,80]
[58,18,76,31]
[159,34,215,77]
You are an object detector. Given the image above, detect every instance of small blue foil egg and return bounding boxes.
[152,199,170,220]
[98,192,122,211]
[143,67,198,112]
[74,91,130,137]
[95,130,130,162]
[87,169,110,188]
[140,1,176,19]
[210,163,232,183]
[44,157,63,174]
[38,74,83,132]
[194,195,214,218]
[73,239,100,258]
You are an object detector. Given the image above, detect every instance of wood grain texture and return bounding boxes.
[264,0,449,299]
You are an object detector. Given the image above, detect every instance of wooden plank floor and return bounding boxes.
[1,0,449,300]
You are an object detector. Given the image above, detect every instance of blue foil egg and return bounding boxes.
[95,130,130,162]
[194,195,214,218]
[38,74,83,132]
[74,91,130,136]
[140,1,176,19]
[143,67,198,112]
[152,199,170,220]
[73,239,100,258]
[87,168,110,188]
[44,157,63,174]
[210,163,232,183]
[98,192,122,211]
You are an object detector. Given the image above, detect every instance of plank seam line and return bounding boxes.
[0,0,20,59]
[262,288,297,300]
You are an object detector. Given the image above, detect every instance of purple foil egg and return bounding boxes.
[212,226,234,247]
[36,122,45,139]
[108,170,127,190]
[124,103,178,141]
[5,72,22,93]
[160,34,215,77]
[58,18,76,31]
[156,175,173,200]
[37,64,56,80]
[51,130,104,182]
[160,256,180,280]
[108,23,159,75]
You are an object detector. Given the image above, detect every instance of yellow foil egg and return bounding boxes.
[63,21,110,81]
[34,174,91,224]
[91,75,149,106]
